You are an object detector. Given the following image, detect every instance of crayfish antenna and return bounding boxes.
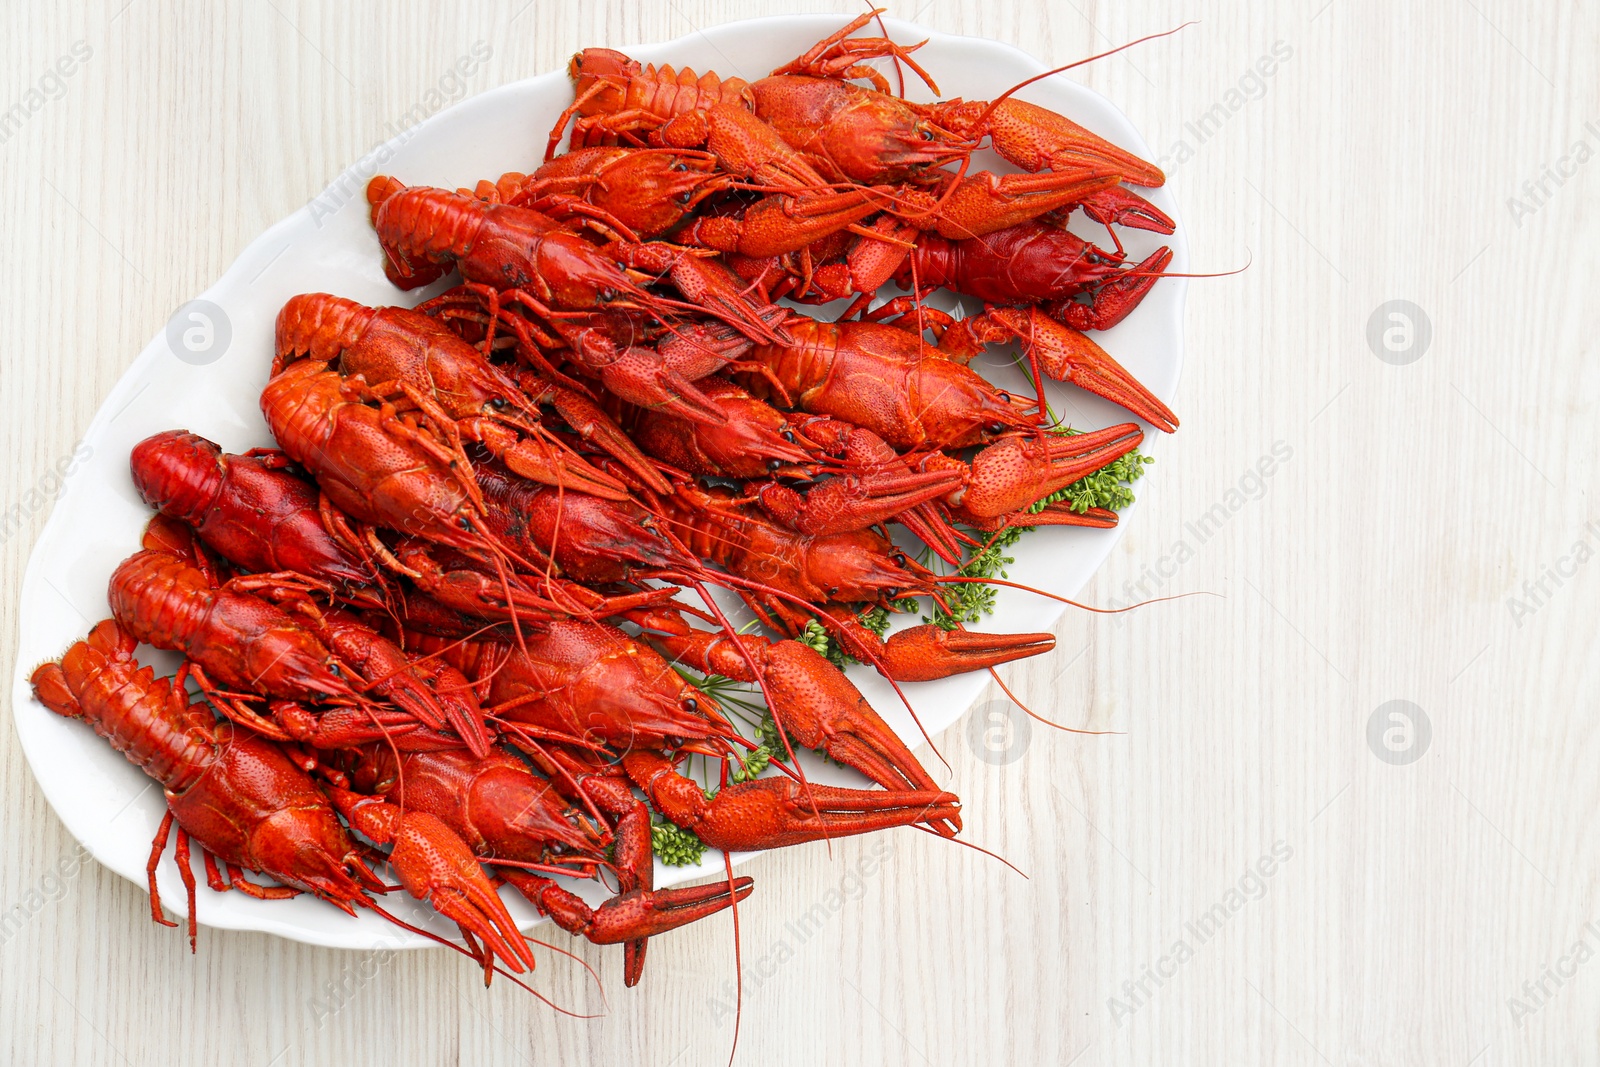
[909,823,1030,879]
[933,574,1217,614]
[724,849,743,1067]
[984,664,1121,736]
[967,22,1199,136]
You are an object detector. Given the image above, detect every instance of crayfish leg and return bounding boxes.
[173,827,199,951]
[145,810,180,930]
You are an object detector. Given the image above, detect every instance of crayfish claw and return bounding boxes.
[1079,185,1175,235]
[960,502,1120,534]
[329,789,536,974]
[994,305,1177,431]
[589,345,731,427]
[878,624,1054,682]
[755,465,963,536]
[936,97,1166,188]
[661,776,962,852]
[921,169,1121,240]
[391,811,536,974]
[562,880,756,946]
[499,435,633,502]
[1047,245,1176,338]
[950,422,1144,523]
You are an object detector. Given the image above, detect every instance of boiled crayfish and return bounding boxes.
[34,10,1185,1015]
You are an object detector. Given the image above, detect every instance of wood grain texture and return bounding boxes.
[2,1,1596,1063]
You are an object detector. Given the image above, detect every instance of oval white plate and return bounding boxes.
[11,13,1185,951]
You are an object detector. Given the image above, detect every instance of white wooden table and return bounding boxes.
[2,2,1595,1063]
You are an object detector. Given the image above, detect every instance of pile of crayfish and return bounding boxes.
[34,11,1180,1000]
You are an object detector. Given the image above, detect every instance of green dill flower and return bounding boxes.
[730,745,773,783]
[756,707,784,754]
[856,605,891,637]
[651,820,707,866]
[801,617,833,657]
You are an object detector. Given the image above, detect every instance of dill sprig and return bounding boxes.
[729,744,772,783]
[925,526,1022,629]
[651,820,707,866]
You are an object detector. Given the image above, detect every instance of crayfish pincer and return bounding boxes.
[30,621,534,976]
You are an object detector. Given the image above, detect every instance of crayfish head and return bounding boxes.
[596,149,727,239]
[459,206,651,314]
[926,372,1038,449]
[704,421,819,480]
[954,368,1042,444]
[801,529,924,604]
[826,93,975,182]
[252,807,372,910]
[752,76,974,183]
[864,115,977,180]
[656,378,820,479]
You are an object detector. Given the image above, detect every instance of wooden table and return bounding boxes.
[2,2,1594,1063]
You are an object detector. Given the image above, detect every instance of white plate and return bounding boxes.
[10,13,1186,952]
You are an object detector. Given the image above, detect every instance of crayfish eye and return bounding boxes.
[918,125,934,141]
[996,391,1010,403]
[768,458,783,470]
[893,552,907,567]
[671,161,688,171]
[782,430,797,443]
[677,191,693,205]
[986,421,1007,434]
[489,396,508,409]
[599,288,616,303]
[683,697,698,713]
[826,586,839,599]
